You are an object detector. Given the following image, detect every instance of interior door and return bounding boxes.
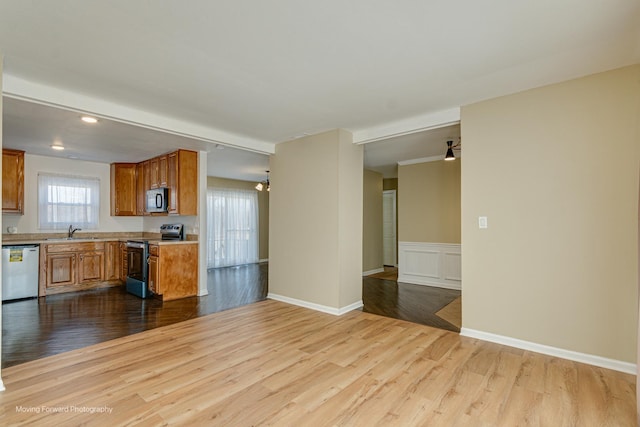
[382,190,397,266]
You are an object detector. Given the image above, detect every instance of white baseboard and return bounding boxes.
[397,275,461,290]
[0,379,5,392]
[258,258,269,263]
[460,327,637,375]
[362,267,385,276]
[267,293,363,316]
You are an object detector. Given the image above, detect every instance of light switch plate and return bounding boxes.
[478,216,488,229]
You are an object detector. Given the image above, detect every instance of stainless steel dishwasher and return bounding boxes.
[2,244,39,301]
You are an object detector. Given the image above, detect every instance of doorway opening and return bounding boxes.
[382,190,397,267]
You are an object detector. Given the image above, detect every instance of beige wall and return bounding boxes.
[363,169,383,272]
[398,160,461,244]
[383,178,397,191]
[269,129,363,309]
[462,64,640,363]
[207,176,269,260]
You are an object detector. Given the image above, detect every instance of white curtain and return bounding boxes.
[206,188,259,268]
[38,173,100,230]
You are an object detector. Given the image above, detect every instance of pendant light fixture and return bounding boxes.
[444,139,461,161]
[256,170,270,192]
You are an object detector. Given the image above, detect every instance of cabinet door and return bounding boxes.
[111,163,137,216]
[78,251,105,283]
[167,152,178,214]
[150,157,159,189]
[136,163,146,216]
[2,149,24,214]
[47,253,76,287]
[104,242,120,281]
[148,255,159,295]
[158,155,168,187]
[119,242,128,282]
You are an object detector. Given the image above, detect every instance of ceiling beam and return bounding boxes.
[2,73,276,155]
[352,107,460,145]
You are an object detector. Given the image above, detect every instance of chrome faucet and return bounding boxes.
[68,224,82,238]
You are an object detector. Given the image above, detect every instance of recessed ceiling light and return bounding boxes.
[51,145,65,151]
[81,116,98,124]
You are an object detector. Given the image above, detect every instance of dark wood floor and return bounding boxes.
[362,273,461,332]
[2,263,268,368]
[2,263,460,368]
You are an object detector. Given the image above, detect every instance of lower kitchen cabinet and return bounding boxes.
[46,253,76,287]
[104,241,120,281]
[78,251,105,283]
[147,242,198,301]
[40,241,123,296]
[119,241,128,282]
[148,253,159,294]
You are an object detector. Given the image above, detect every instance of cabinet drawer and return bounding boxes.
[46,242,105,253]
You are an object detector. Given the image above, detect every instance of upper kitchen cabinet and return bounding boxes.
[110,163,137,216]
[167,149,197,215]
[136,161,149,216]
[149,155,168,189]
[2,149,25,214]
[111,149,197,217]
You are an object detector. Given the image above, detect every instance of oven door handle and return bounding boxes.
[128,251,135,271]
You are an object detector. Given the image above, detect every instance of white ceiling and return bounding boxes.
[0,1,638,179]
[364,124,460,178]
[2,97,270,181]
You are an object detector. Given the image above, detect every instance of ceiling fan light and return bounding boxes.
[255,182,263,191]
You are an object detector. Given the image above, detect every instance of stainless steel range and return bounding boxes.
[125,223,185,298]
[159,223,184,241]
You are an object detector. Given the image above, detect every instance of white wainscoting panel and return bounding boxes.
[398,242,461,290]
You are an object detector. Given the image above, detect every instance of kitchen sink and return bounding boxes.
[46,237,101,241]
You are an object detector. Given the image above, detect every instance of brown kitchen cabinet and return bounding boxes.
[149,155,168,189]
[110,163,138,216]
[158,155,168,187]
[167,150,197,215]
[78,251,105,284]
[147,242,198,301]
[2,148,25,214]
[113,149,197,217]
[136,162,148,216]
[40,241,122,296]
[46,253,76,287]
[104,241,120,281]
[148,250,159,295]
[119,241,129,282]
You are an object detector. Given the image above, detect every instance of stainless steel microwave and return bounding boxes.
[146,188,169,213]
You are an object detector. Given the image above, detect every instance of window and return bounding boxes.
[206,188,259,268]
[38,173,100,230]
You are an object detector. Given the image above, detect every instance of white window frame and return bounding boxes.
[38,173,100,230]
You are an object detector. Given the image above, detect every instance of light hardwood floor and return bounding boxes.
[0,300,635,426]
